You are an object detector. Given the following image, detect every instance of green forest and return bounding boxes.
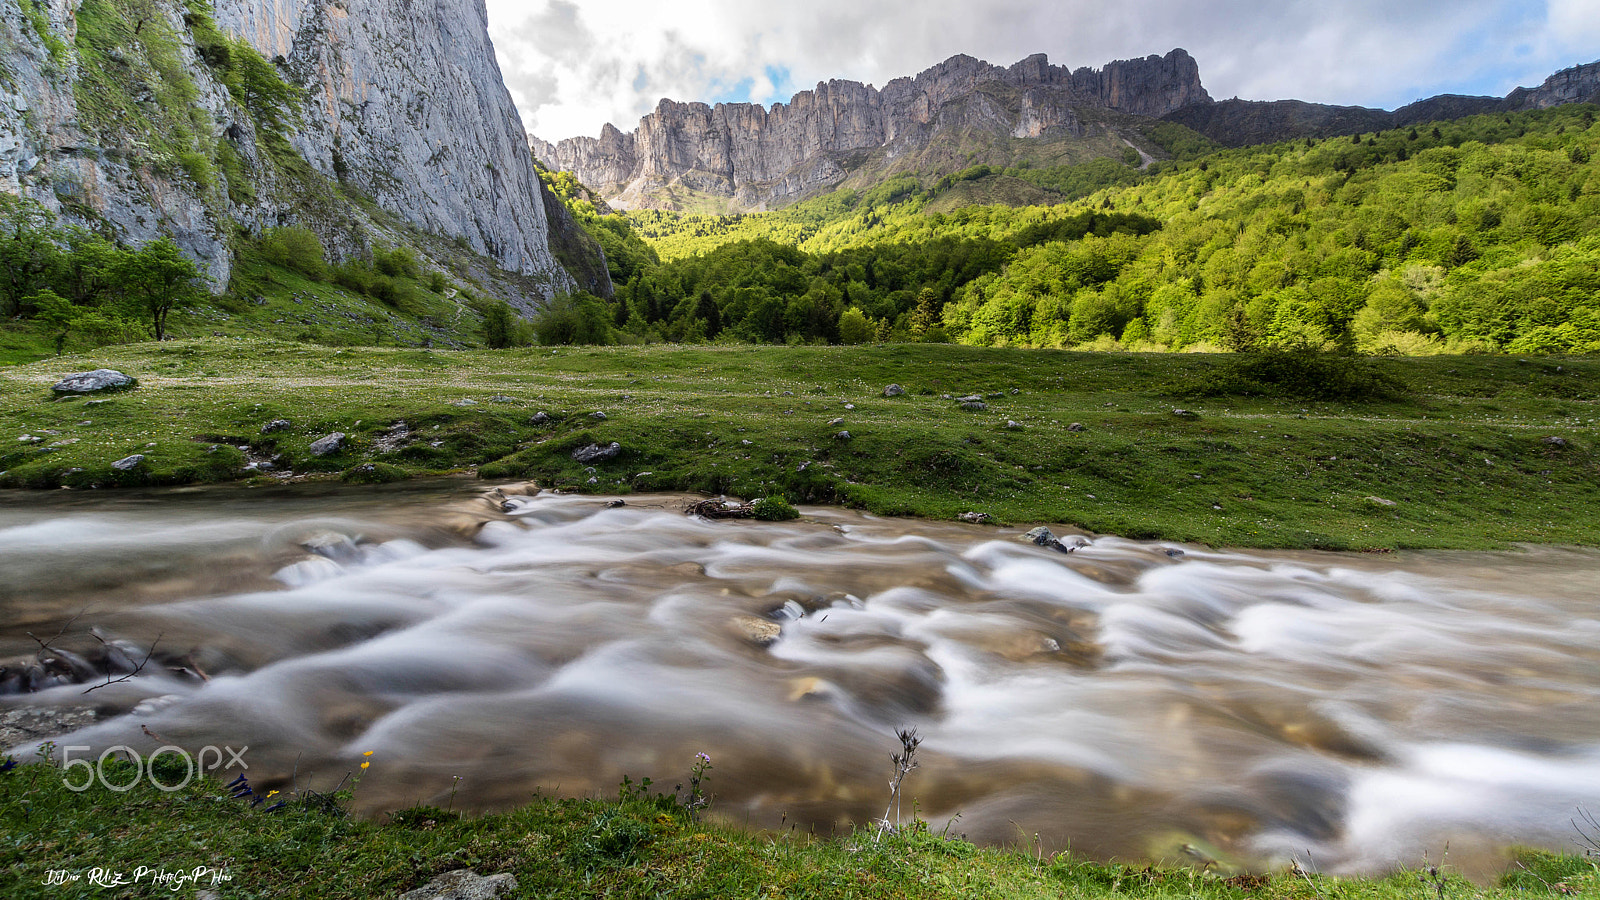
[547,104,1600,355]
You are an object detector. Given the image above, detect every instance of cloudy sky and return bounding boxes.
[485,0,1600,142]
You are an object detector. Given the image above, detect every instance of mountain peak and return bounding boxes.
[534,49,1210,211]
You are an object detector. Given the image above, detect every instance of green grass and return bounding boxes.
[1,341,1597,550]
[1,760,1593,900]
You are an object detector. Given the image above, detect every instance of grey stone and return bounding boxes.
[589,411,608,420]
[1364,496,1398,507]
[111,454,145,471]
[52,369,135,394]
[883,384,905,397]
[960,401,987,411]
[1005,420,1023,429]
[261,419,292,434]
[834,431,852,440]
[1023,526,1072,554]
[1544,436,1569,447]
[530,412,551,425]
[1067,422,1086,432]
[1172,408,1200,418]
[309,433,347,456]
[958,511,993,524]
[397,869,518,900]
[955,395,984,403]
[827,417,844,426]
[571,442,622,463]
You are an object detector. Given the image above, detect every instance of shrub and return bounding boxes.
[750,496,800,521]
[258,227,328,281]
[374,246,419,279]
[1193,349,1409,402]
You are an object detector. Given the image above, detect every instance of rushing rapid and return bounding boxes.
[3,480,1599,877]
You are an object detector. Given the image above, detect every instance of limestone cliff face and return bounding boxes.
[213,0,570,290]
[1505,60,1600,110]
[0,0,579,302]
[0,0,239,283]
[534,49,1210,210]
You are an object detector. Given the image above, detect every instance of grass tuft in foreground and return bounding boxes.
[1,756,1595,900]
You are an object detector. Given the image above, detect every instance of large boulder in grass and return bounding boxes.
[52,369,135,395]
[309,433,347,457]
[398,870,517,900]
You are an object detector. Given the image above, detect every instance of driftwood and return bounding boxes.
[685,498,754,519]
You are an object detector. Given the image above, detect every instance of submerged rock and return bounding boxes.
[733,616,782,647]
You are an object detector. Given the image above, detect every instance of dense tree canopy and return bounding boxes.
[542,104,1599,353]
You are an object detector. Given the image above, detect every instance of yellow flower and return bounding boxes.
[363,751,374,757]
[360,761,370,770]
[267,790,279,798]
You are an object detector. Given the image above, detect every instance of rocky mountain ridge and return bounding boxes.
[531,49,1209,211]
[1166,58,1600,147]
[537,50,1600,210]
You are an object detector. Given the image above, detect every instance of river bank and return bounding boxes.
[1,340,1597,550]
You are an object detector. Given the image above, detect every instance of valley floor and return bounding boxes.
[1,341,1596,551]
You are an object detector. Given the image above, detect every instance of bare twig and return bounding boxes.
[686,498,753,519]
[25,605,90,653]
[82,634,161,695]
[1574,806,1600,857]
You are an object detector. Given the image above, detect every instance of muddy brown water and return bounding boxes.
[2,478,1599,878]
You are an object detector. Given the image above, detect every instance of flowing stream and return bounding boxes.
[3,479,1600,878]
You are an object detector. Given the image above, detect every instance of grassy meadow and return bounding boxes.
[1,340,1596,551]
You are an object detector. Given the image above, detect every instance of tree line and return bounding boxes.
[544,103,1600,355]
[0,197,204,351]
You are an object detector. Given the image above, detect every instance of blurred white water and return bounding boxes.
[3,481,1599,876]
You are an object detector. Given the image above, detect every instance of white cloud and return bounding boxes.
[485,0,1600,142]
